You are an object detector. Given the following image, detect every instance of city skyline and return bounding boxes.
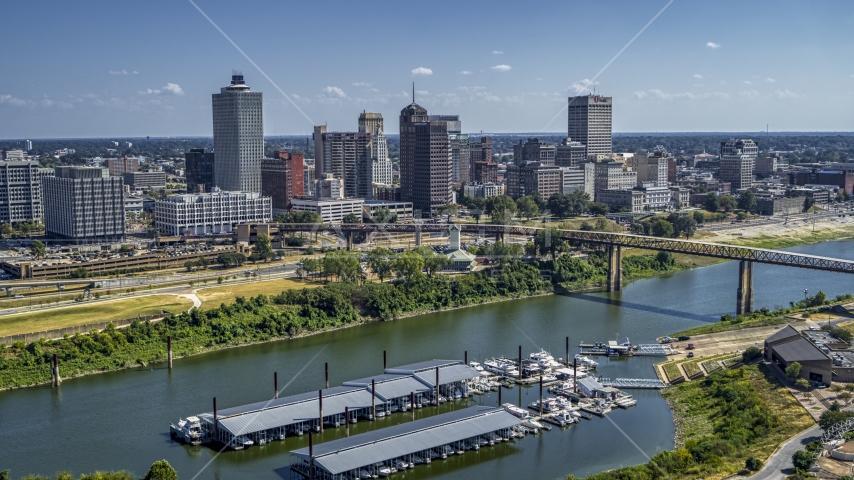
[1,0,853,138]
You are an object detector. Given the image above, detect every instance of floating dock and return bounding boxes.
[289,406,520,479]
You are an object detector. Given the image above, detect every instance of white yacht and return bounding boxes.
[530,349,561,368]
[469,361,485,372]
[502,403,530,419]
[170,416,204,445]
[378,466,392,477]
[529,397,558,412]
[575,354,599,368]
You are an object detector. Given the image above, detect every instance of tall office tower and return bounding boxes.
[513,138,556,165]
[261,150,305,216]
[43,167,124,243]
[358,111,384,136]
[450,134,470,184]
[567,94,612,157]
[312,125,327,180]
[23,140,32,152]
[469,137,497,184]
[719,139,758,191]
[593,160,637,201]
[371,128,393,185]
[626,146,669,187]
[0,160,42,224]
[555,137,587,167]
[400,95,452,217]
[212,73,263,193]
[303,159,316,196]
[322,132,372,198]
[185,148,216,193]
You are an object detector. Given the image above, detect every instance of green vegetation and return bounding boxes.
[0,260,548,389]
[551,249,683,290]
[742,346,762,363]
[569,365,813,480]
[662,362,684,382]
[682,361,702,378]
[0,459,175,480]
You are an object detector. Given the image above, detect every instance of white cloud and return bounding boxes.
[774,89,798,99]
[492,50,504,55]
[765,78,776,83]
[491,64,512,72]
[0,94,28,107]
[411,67,433,76]
[634,91,647,99]
[459,70,472,75]
[637,89,729,100]
[743,80,752,85]
[693,74,704,79]
[109,69,138,75]
[706,42,721,49]
[567,79,598,94]
[139,83,184,96]
[415,90,430,96]
[351,82,373,87]
[162,83,184,95]
[739,90,760,99]
[322,86,347,98]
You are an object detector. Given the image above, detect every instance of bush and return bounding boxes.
[791,449,814,470]
[745,456,762,471]
[742,346,762,363]
[795,378,810,389]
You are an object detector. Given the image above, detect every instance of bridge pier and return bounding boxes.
[606,245,622,292]
[346,231,354,251]
[414,230,422,247]
[5,287,11,297]
[495,233,504,243]
[736,260,754,315]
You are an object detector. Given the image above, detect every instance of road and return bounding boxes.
[737,425,821,479]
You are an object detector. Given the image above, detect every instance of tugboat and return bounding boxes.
[170,416,204,445]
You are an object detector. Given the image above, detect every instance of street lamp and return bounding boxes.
[804,289,808,301]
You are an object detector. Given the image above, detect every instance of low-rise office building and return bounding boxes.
[123,171,167,190]
[596,189,643,213]
[43,167,125,243]
[291,198,364,224]
[362,200,413,221]
[463,182,504,199]
[155,190,271,236]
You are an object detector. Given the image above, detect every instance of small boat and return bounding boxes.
[469,361,485,372]
[395,460,409,470]
[503,403,530,419]
[454,389,463,399]
[170,416,204,445]
[529,397,558,412]
[530,349,562,368]
[552,411,577,426]
[230,435,253,450]
[378,466,392,477]
[412,456,425,465]
[359,469,372,479]
[574,354,599,368]
[522,418,543,430]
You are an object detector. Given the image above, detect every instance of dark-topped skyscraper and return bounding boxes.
[185,148,215,193]
[399,91,452,217]
[567,94,612,157]
[212,73,263,193]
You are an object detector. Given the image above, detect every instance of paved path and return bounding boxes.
[737,424,822,480]
[179,292,202,311]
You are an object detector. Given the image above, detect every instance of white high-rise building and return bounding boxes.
[371,128,393,185]
[568,94,612,157]
[212,73,263,193]
[720,139,758,191]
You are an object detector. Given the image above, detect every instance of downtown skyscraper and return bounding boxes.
[399,92,452,217]
[567,94,612,157]
[212,73,263,193]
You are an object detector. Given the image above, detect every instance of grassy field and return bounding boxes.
[662,361,684,382]
[196,278,318,308]
[682,361,702,377]
[0,295,193,337]
[671,315,792,337]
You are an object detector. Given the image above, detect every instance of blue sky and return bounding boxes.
[2,0,853,138]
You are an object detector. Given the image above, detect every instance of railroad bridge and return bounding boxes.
[272,222,854,315]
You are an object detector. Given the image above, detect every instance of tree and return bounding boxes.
[436,203,459,218]
[415,246,450,276]
[588,202,609,216]
[196,256,209,270]
[738,190,757,213]
[804,196,816,212]
[321,250,360,282]
[785,361,802,381]
[143,459,178,480]
[719,195,737,212]
[594,216,608,232]
[516,196,539,220]
[30,240,46,259]
[795,378,810,389]
[745,457,762,471]
[673,216,697,239]
[547,193,572,218]
[736,211,748,221]
[301,257,321,279]
[367,247,394,281]
[485,195,517,224]
[277,210,322,224]
[0,223,12,238]
[705,192,720,212]
[342,213,361,224]
[534,226,566,260]
[371,207,397,224]
[650,219,674,237]
[656,251,675,268]
[391,250,424,280]
[791,450,815,471]
[693,210,705,224]
[252,234,274,261]
[742,346,762,363]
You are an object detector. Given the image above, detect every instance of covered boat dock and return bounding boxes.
[289,406,521,479]
[384,360,481,401]
[342,373,433,414]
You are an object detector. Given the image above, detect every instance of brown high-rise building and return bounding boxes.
[261,150,304,216]
[358,112,384,136]
[399,96,451,217]
[107,156,139,176]
[469,137,498,184]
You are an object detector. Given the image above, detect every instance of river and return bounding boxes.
[2,239,853,479]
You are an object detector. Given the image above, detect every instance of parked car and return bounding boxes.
[677,336,691,341]
[14,294,24,299]
[686,343,695,350]
[687,352,694,358]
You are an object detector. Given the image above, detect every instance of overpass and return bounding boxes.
[0,279,96,296]
[273,222,854,315]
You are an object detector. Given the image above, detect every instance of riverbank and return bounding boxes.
[570,364,814,480]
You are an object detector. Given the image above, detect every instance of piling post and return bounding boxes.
[213,397,218,435]
[411,392,415,421]
[274,372,278,399]
[435,366,440,407]
[371,379,376,420]
[498,385,502,406]
[518,345,522,380]
[325,362,329,389]
[573,358,578,394]
[318,389,324,433]
[539,375,543,416]
[565,336,569,367]
[383,350,387,370]
[345,406,350,437]
[464,351,468,365]
[309,431,314,479]
[167,335,173,369]
[52,353,61,386]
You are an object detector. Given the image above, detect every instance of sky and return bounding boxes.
[2,0,853,138]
